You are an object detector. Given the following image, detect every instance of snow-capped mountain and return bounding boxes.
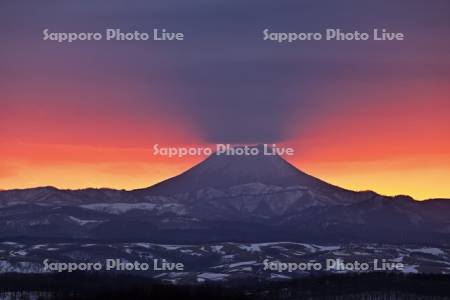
[0,149,449,244]
[135,146,341,195]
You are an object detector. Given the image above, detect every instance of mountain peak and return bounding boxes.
[140,145,340,195]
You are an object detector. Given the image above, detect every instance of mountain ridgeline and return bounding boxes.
[0,149,449,244]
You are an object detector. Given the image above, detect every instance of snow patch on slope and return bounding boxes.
[80,203,156,214]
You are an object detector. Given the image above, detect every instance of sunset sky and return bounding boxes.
[1,0,449,200]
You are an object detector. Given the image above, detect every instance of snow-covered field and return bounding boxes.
[0,241,449,283]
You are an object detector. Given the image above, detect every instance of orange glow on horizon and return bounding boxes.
[1,141,449,200]
[284,80,450,200]
[288,155,450,201]
[1,78,449,200]
[0,142,205,191]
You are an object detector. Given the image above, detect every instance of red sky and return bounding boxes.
[1,77,449,200]
[1,1,449,200]
[286,79,450,200]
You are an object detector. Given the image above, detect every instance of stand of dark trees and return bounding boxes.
[0,272,449,300]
